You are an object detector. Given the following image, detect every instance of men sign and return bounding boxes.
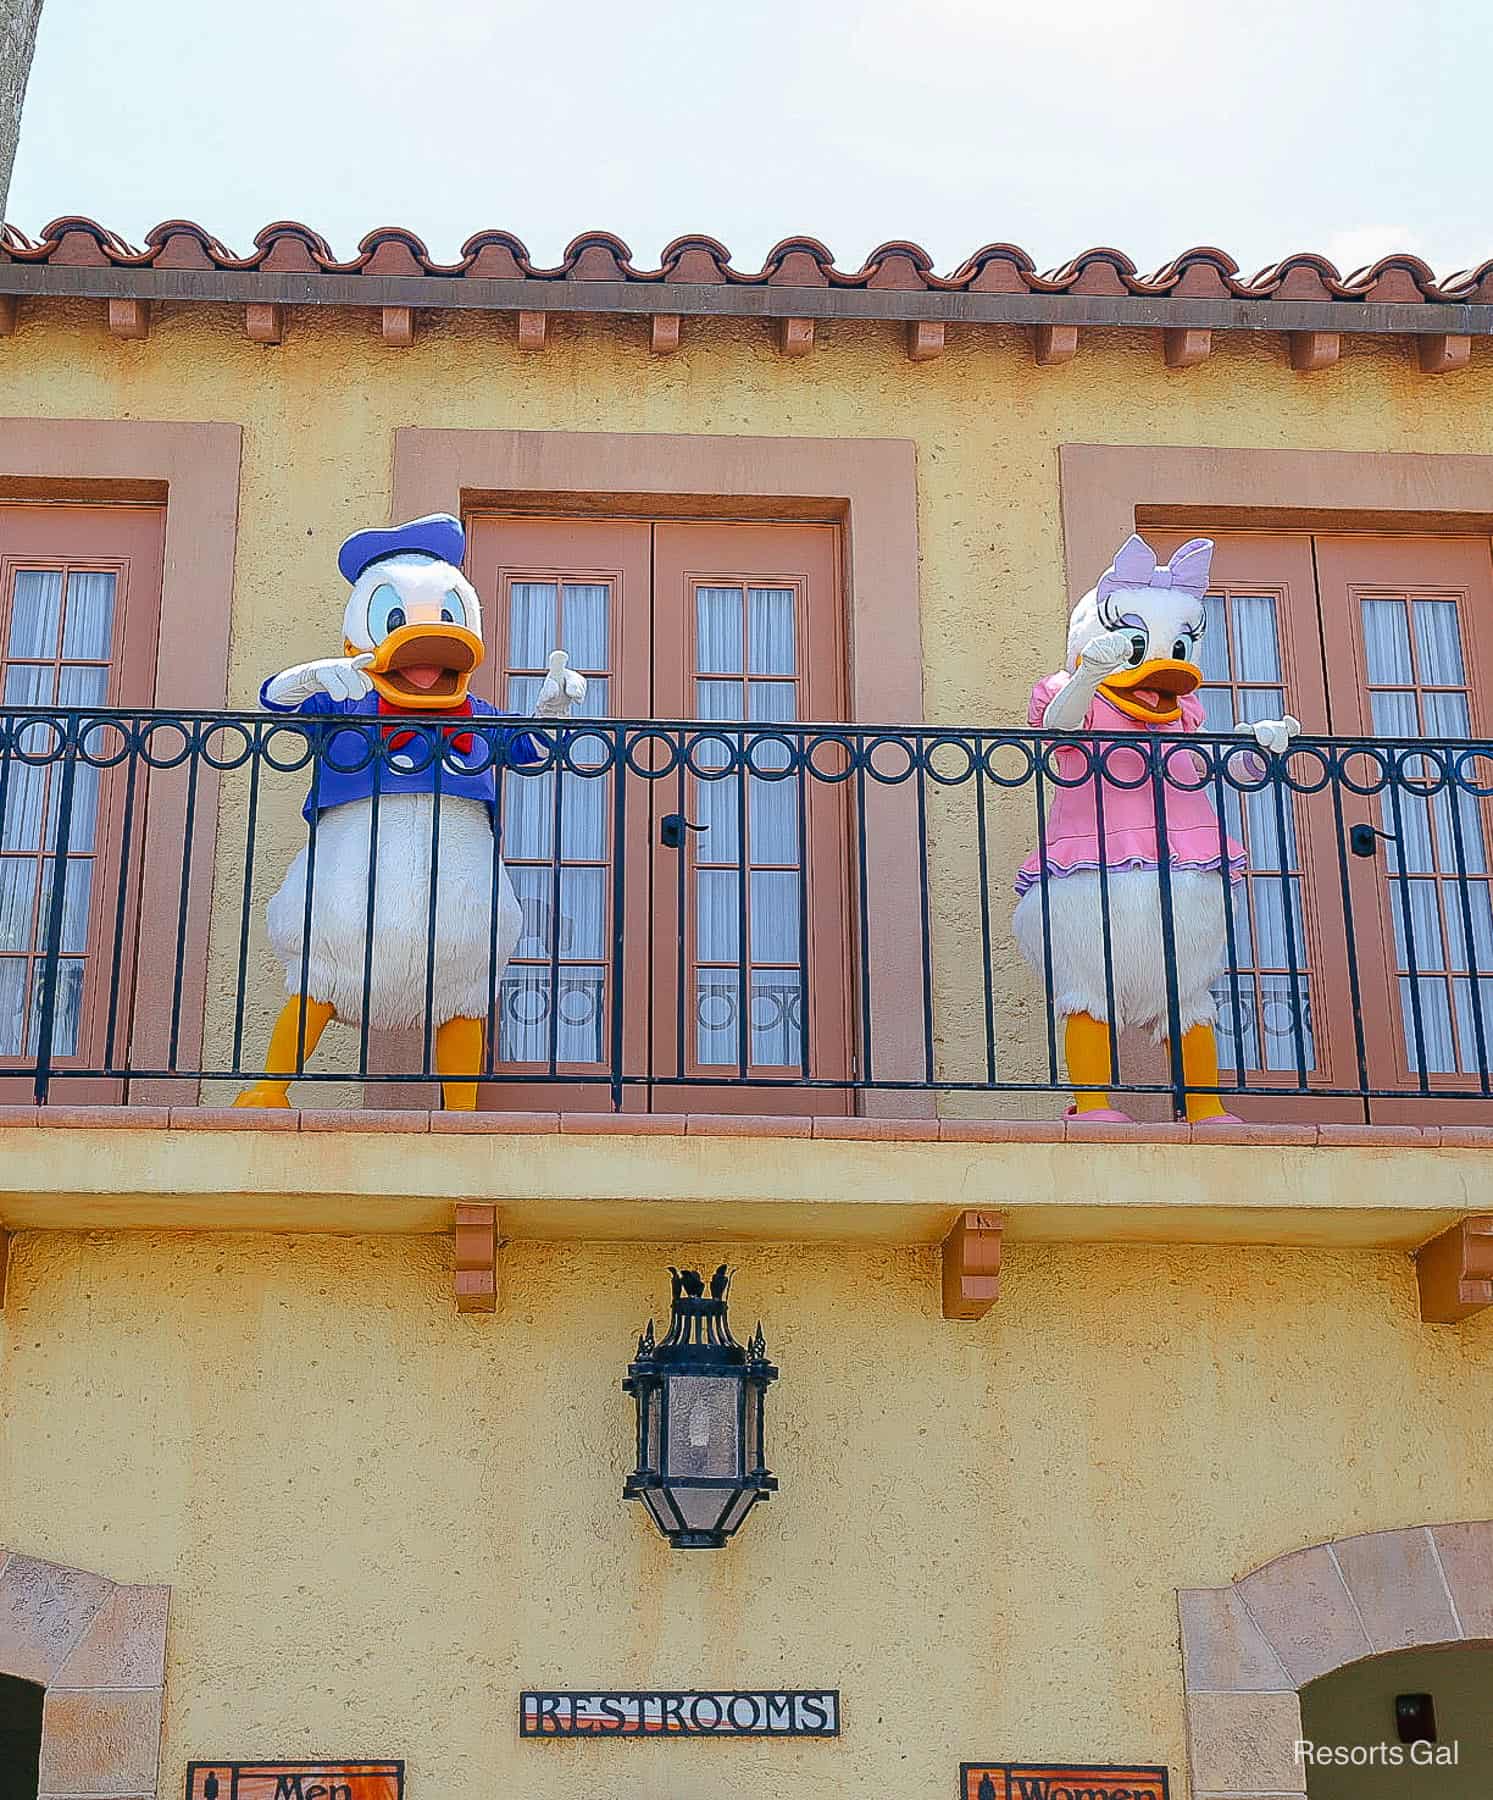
[960,1765,1169,1800]
[185,1764,404,1800]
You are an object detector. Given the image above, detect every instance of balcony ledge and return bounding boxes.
[0,1109,1484,1250]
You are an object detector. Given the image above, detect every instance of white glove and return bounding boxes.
[263,654,375,707]
[1235,715,1300,756]
[533,649,588,719]
[1078,629,1137,676]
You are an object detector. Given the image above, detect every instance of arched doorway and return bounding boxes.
[0,1549,169,1799]
[1177,1521,1493,1799]
[0,1674,43,1800]
[1299,1642,1491,1797]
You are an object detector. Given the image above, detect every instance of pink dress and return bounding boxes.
[1014,672,1245,896]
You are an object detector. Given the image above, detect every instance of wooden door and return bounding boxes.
[0,503,164,1101]
[465,514,652,1110]
[1314,534,1493,1119]
[1146,530,1360,1120]
[650,522,851,1113]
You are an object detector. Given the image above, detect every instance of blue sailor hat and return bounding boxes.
[337,512,466,585]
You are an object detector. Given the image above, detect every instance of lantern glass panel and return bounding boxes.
[641,1490,673,1536]
[643,1385,662,1470]
[665,1374,739,1478]
[675,1486,731,1532]
[745,1384,762,1471]
[718,1489,757,1536]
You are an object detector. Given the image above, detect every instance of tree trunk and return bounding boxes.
[0,0,45,223]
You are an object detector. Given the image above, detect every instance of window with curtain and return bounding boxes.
[691,582,804,1071]
[1196,587,1315,1073]
[1359,593,1493,1075]
[1,565,119,1059]
[498,578,612,1066]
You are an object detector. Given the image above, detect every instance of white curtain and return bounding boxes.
[1362,595,1493,1075]
[498,582,611,1065]
[1199,593,1315,1073]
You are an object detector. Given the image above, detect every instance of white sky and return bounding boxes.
[9,0,1490,280]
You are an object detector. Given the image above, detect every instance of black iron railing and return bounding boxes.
[2,706,1491,1116]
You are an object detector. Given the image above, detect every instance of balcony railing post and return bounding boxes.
[32,715,79,1105]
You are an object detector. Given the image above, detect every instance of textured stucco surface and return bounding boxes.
[0,1230,1490,1797]
[7,305,1493,1102]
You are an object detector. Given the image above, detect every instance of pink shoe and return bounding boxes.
[1065,1104,1135,1124]
[1191,1112,1245,1129]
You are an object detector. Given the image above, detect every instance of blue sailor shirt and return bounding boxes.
[258,686,543,826]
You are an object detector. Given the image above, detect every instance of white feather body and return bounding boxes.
[266,794,522,1031]
[1013,869,1228,1040]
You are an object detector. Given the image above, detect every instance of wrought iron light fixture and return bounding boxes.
[623,1265,778,1549]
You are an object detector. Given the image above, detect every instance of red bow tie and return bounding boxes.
[377,695,475,756]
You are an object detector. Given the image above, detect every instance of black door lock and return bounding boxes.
[1350,822,1396,859]
[660,814,707,850]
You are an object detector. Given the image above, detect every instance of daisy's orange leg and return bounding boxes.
[1178,1021,1228,1122]
[1065,1012,1115,1114]
[234,996,336,1108]
[436,1015,484,1112]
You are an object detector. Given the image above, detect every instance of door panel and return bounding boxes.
[0,503,164,1101]
[465,514,652,1110]
[1145,531,1360,1120]
[651,523,851,1113]
[1314,534,1493,1118]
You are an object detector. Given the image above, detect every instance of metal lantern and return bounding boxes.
[623,1265,778,1549]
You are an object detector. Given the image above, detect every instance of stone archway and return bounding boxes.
[0,1550,169,1800]
[1178,1522,1492,1799]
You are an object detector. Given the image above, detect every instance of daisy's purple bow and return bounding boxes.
[1096,534,1214,607]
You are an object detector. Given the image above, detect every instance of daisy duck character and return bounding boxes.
[234,512,586,1111]
[1013,533,1299,1123]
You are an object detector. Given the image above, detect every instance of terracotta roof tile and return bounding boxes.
[2,219,1488,325]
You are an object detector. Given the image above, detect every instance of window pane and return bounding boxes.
[695,973,740,1065]
[496,964,605,1063]
[750,971,803,1066]
[559,865,605,959]
[508,582,556,668]
[1452,978,1493,1074]
[696,588,744,674]
[749,777,798,864]
[1369,690,1418,737]
[1259,972,1315,1072]
[748,588,795,675]
[497,967,549,1062]
[5,664,55,706]
[7,569,63,659]
[0,957,24,1055]
[508,864,553,959]
[57,665,108,708]
[503,766,552,861]
[1198,594,1229,682]
[1362,599,1413,684]
[750,870,801,963]
[1413,599,1465,685]
[748,680,796,724]
[696,868,740,963]
[561,584,608,670]
[559,769,607,863]
[0,859,37,952]
[693,777,739,864]
[1443,883,1493,972]
[60,571,117,661]
[1423,689,1472,739]
[1231,595,1282,682]
[37,858,94,955]
[696,679,744,723]
[26,956,85,1057]
[1399,976,1456,1075]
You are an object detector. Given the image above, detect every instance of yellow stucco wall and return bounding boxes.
[0,1230,1490,1797]
[7,303,1493,1101]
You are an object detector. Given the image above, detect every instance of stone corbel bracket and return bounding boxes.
[454,1203,500,1313]
[1416,1213,1493,1323]
[940,1209,1003,1320]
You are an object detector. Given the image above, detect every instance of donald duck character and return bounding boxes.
[1013,533,1298,1124]
[234,512,586,1111]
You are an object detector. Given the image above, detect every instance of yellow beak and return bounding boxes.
[1099,656,1202,725]
[351,623,484,709]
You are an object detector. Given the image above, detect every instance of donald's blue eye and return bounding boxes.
[368,583,407,639]
[442,589,466,627]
